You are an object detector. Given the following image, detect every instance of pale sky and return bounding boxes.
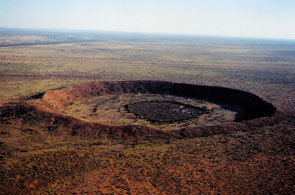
[0,0,295,39]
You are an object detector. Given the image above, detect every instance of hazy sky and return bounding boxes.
[1,0,295,39]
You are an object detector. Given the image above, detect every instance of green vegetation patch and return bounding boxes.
[126,101,207,123]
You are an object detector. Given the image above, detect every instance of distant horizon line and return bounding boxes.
[1,26,295,42]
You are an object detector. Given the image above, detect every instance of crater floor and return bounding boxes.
[63,94,237,130]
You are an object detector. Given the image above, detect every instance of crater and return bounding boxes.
[0,80,276,139]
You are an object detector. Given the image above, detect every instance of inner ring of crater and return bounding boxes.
[126,101,207,123]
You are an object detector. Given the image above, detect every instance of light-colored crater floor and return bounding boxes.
[64,94,237,130]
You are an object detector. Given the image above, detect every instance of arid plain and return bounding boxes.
[0,28,295,194]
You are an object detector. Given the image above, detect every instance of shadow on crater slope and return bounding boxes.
[0,81,276,140]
